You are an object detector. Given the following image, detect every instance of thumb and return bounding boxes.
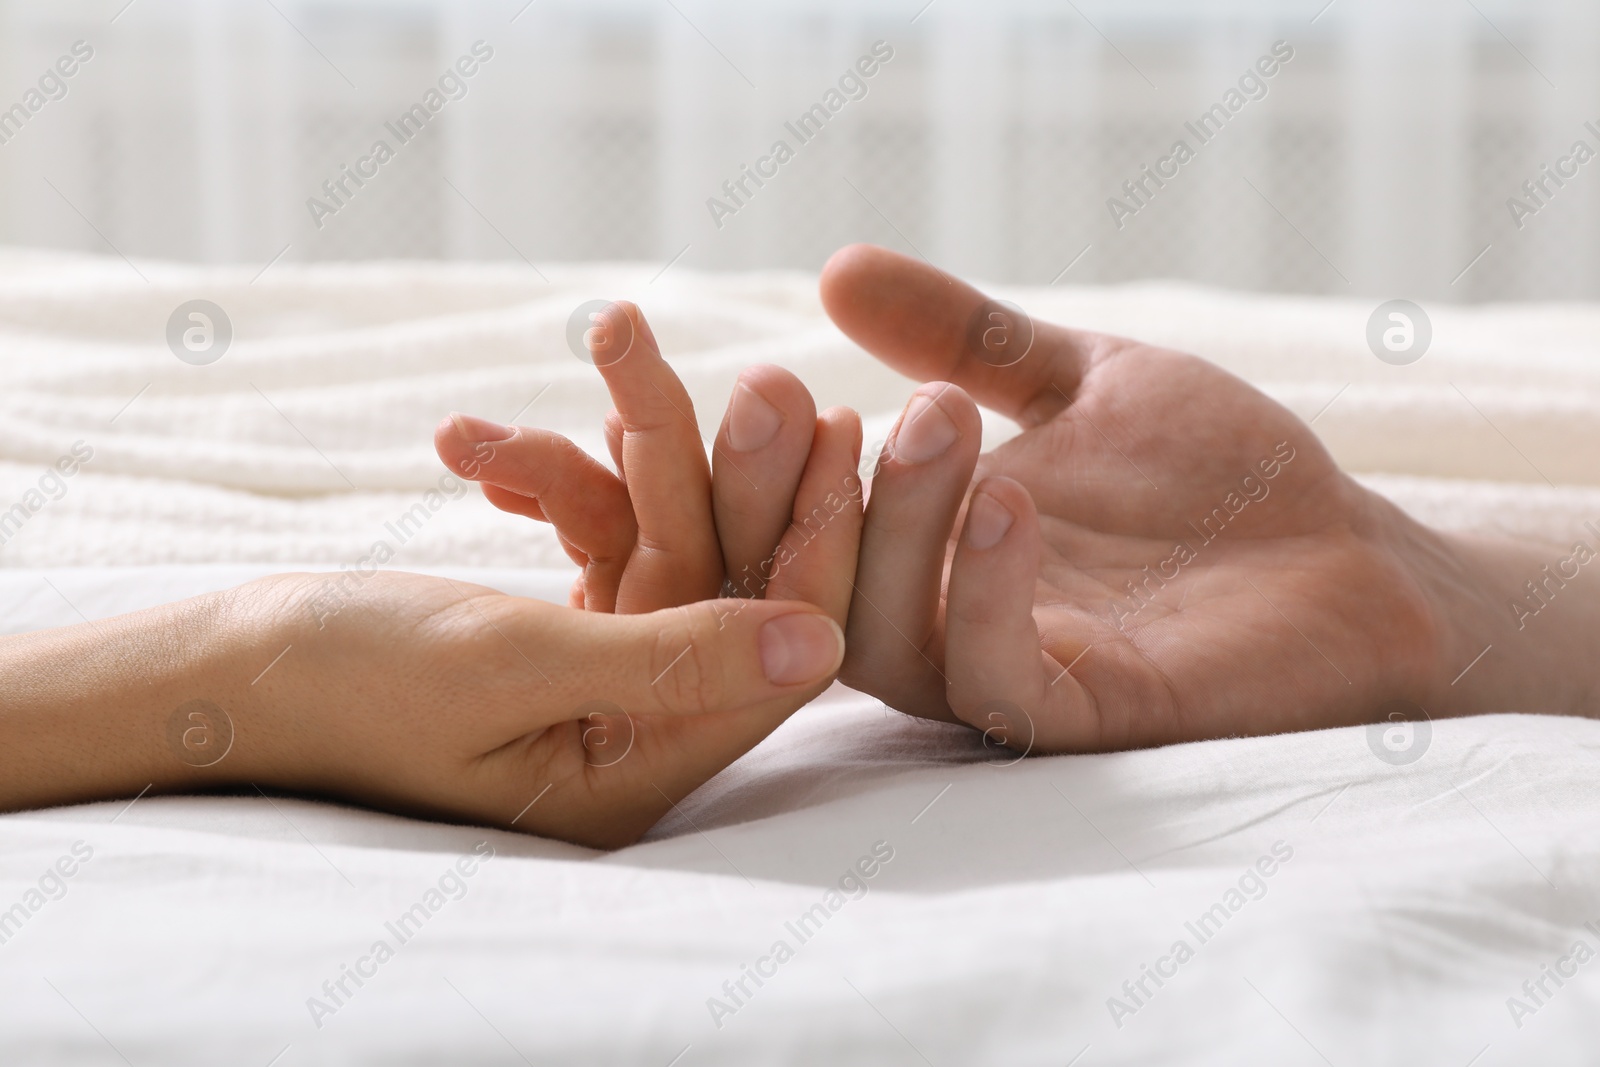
[561,597,846,718]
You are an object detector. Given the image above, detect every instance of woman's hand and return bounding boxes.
[243,565,854,849]
[819,244,1600,752]
[0,561,853,851]
[0,307,865,849]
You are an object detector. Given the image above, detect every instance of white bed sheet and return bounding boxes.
[3,564,1599,1066]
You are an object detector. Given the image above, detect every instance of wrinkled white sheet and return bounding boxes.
[3,253,1600,1064]
[5,566,1600,1065]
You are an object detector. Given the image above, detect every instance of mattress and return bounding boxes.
[2,252,1599,1064]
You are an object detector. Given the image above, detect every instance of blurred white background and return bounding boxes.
[1,0,1597,300]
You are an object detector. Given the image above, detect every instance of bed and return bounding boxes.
[3,250,1599,1064]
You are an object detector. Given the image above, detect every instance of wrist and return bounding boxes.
[1405,519,1600,718]
[0,585,283,812]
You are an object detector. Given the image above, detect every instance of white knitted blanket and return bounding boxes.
[2,248,1599,569]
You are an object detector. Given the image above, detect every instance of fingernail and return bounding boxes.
[965,491,1014,549]
[892,392,958,464]
[450,412,517,444]
[727,383,783,452]
[759,613,845,686]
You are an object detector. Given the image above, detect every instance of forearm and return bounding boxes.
[0,590,265,812]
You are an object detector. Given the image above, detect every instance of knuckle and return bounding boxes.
[502,432,564,495]
[647,603,726,713]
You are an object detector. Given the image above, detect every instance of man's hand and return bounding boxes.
[821,244,1590,752]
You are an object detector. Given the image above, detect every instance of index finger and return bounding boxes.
[818,243,1100,427]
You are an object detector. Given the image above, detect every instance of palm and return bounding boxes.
[977,340,1433,748]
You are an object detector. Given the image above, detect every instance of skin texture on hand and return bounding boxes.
[819,244,1600,752]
